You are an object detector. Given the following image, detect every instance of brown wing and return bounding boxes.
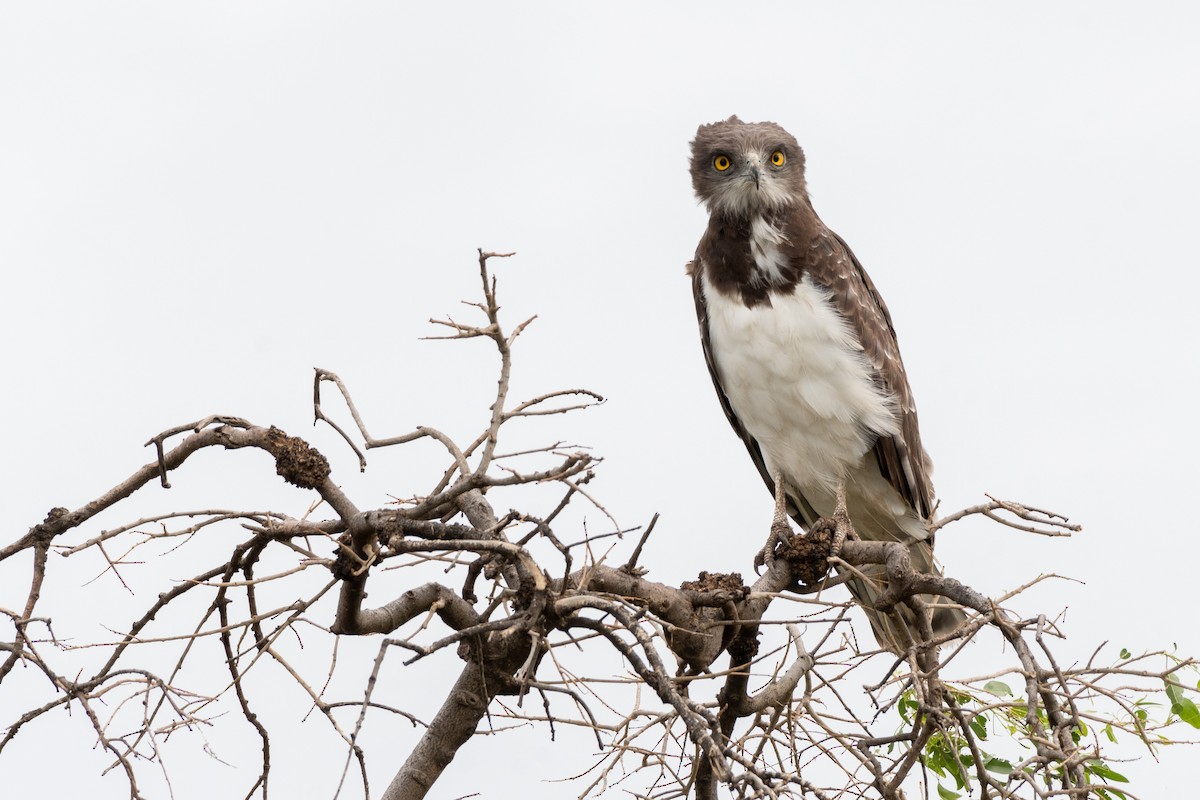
[805,227,935,521]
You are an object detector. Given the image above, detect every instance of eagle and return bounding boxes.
[686,116,962,654]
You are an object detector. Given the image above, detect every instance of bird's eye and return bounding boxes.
[770,150,786,167]
[713,155,731,172]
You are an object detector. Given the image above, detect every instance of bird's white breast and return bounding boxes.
[701,271,899,495]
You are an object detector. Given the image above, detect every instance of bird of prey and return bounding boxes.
[686,116,962,654]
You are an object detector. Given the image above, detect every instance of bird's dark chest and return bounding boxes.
[699,214,806,308]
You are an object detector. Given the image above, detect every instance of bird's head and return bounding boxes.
[689,116,808,218]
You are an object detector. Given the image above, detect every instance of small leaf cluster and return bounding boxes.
[892,653,1200,800]
[896,687,1014,799]
[894,681,1135,799]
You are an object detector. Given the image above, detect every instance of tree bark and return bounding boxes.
[380,659,494,800]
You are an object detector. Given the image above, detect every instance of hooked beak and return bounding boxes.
[747,164,761,189]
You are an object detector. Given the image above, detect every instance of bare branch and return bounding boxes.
[6,250,1193,800]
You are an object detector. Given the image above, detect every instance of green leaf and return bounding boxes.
[984,680,1012,697]
[970,714,988,740]
[1119,647,1131,659]
[937,783,961,800]
[1104,724,1117,743]
[1087,760,1129,783]
[1172,696,1200,728]
[984,757,1013,775]
[1165,682,1200,728]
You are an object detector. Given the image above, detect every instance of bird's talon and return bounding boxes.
[755,520,793,573]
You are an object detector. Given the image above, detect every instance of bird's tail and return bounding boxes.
[842,538,968,656]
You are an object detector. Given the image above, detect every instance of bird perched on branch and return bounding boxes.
[686,116,963,654]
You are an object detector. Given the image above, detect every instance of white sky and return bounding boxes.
[3,3,1199,798]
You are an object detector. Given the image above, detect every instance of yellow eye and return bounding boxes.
[713,155,731,172]
[770,150,785,167]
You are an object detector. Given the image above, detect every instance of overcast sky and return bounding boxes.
[3,3,1199,798]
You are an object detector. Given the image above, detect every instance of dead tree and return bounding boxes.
[3,251,1197,800]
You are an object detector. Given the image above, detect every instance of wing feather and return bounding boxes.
[810,229,935,520]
